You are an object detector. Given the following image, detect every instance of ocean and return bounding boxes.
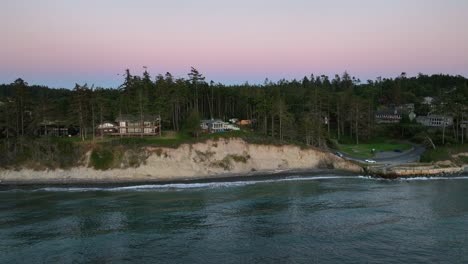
[1,175,468,263]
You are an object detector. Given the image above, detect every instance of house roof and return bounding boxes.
[97,122,117,129]
[38,120,69,126]
[375,109,400,116]
[426,114,453,119]
[201,119,224,124]
[116,115,160,122]
[417,114,453,120]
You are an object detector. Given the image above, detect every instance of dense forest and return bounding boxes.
[1,69,468,151]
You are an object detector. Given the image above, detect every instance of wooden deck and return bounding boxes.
[108,132,160,137]
[110,125,160,136]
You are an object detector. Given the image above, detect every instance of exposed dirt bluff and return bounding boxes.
[0,138,362,184]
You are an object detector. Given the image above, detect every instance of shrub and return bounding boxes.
[90,148,114,170]
[210,158,231,170]
[458,155,468,164]
[229,153,250,163]
[420,148,451,163]
[317,159,335,169]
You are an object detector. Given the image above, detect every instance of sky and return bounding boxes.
[1,0,468,88]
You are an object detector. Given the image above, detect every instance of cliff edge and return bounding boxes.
[0,138,362,184]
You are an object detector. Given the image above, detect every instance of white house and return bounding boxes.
[416,115,453,127]
[115,115,161,136]
[96,122,118,136]
[422,97,434,105]
[201,119,240,133]
[224,123,240,131]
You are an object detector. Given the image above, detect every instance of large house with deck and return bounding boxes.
[416,114,453,127]
[97,115,161,136]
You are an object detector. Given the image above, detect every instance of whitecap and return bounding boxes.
[3,175,467,192]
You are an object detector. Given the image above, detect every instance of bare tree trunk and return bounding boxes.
[279,102,283,142]
[337,103,340,140]
[79,107,84,141]
[327,96,330,136]
[207,94,213,120]
[100,106,104,140]
[21,106,24,136]
[442,117,446,145]
[461,113,465,144]
[139,90,144,138]
[355,104,359,145]
[91,100,95,141]
[195,84,199,114]
[159,113,162,137]
[271,114,275,138]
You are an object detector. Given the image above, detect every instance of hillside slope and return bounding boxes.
[0,138,362,184]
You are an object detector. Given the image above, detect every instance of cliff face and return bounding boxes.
[0,138,362,184]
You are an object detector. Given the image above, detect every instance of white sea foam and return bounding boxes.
[16,176,355,192]
[397,176,468,181]
[2,175,467,192]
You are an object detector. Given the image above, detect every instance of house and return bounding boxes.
[201,119,240,133]
[38,120,76,136]
[115,115,161,136]
[228,118,239,124]
[422,97,434,105]
[416,115,453,127]
[237,120,252,126]
[396,103,415,113]
[375,104,417,124]
[224,123,240,131]
[201,119,227,133]
[96,122,118,136]
[375,109,402,124]
[200,120,210,130]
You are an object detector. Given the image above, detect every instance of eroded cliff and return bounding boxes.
[0,138,362,184]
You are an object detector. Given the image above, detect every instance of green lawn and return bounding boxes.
[88,130,256,148]
[338,141,412,158]
[421,144,468,163]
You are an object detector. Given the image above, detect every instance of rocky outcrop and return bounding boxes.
[0,138,362,184]
[368,163,465,179]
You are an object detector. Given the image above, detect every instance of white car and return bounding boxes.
[365,159,376,163]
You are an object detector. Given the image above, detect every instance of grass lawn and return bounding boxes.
[85,130,257,148]
[338,141,412,158]
[421,144,468,163]
[62,129,316,150]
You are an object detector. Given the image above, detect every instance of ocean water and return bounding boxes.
[1,175,468,263]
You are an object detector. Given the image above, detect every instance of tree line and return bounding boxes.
[1,69,468,148]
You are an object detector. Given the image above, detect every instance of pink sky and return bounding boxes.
[1,0,468,88]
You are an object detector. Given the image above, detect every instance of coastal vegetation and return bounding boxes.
[338,141,412,159]
[1,70,468,169]
[421,144,468,164]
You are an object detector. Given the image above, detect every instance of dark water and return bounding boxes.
[1,175,468,264]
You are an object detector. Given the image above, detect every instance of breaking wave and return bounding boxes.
[2,175,468,193]
[2,176,356,192]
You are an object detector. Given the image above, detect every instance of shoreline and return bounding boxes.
[1,166,467,186]
[1,138,466,186]
[0,138,363,186]
[366,164,468,179]
[0,168,359,186]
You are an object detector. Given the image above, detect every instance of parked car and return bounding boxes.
[393,149,403,153]
[365,159,377,163]
[335,152,344,158]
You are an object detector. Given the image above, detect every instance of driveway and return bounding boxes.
[336,144,426,166]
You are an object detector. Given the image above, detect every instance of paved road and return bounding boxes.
[336,144,426,166]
